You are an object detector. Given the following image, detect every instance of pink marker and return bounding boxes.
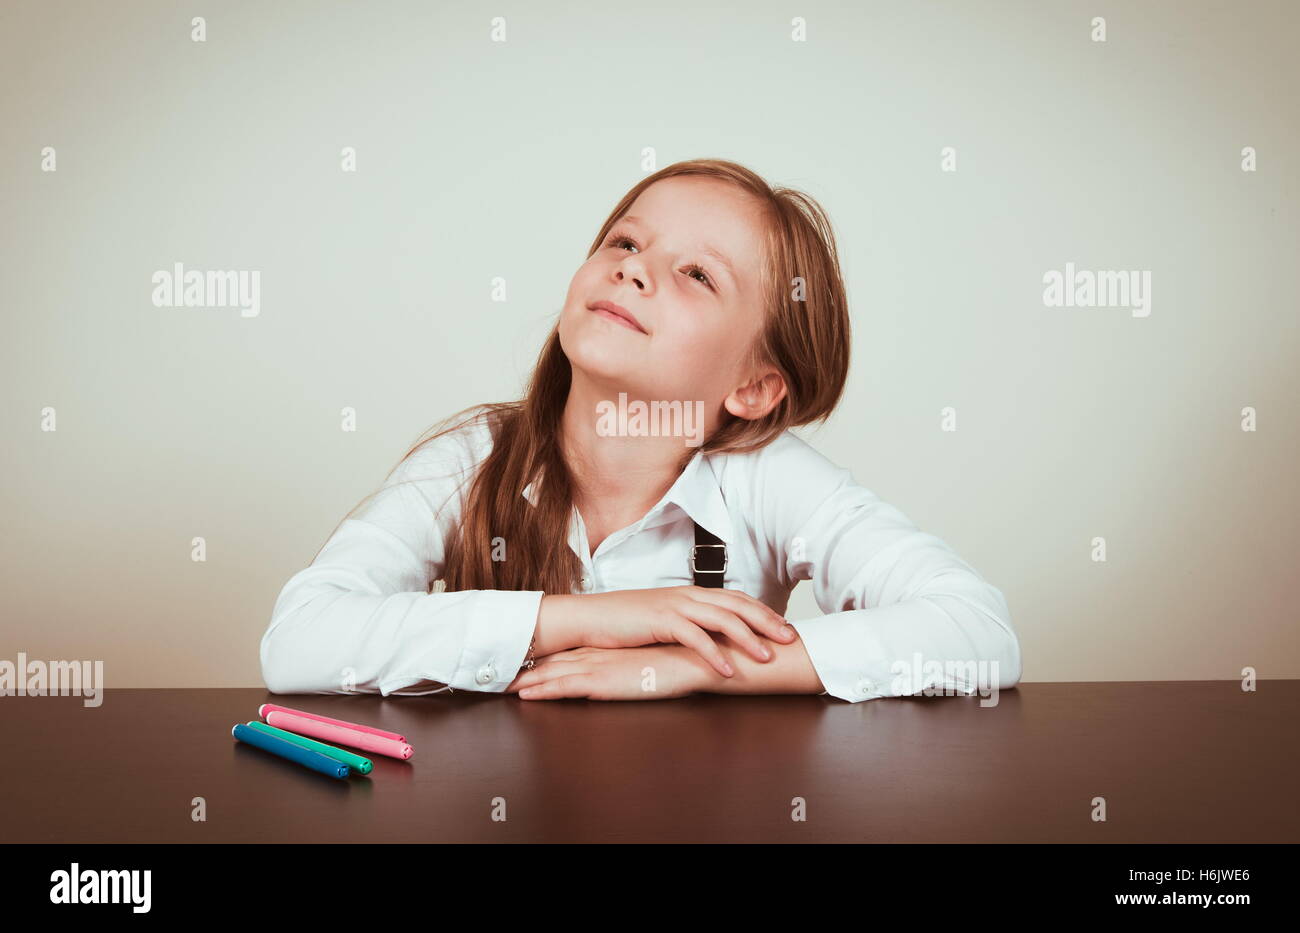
[258,703,406,742]
[265,710,414,760]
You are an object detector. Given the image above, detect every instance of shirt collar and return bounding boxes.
[521,444,734,544]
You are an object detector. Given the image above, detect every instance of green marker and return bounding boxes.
[245,721,374,775]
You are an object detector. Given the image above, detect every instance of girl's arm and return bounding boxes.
[739,430,1022,703]
[260,423,553,696]
[679,633,825,696]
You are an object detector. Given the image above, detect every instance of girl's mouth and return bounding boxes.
[588,301,647,334]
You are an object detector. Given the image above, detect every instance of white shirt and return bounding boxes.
[261,416,1021,703]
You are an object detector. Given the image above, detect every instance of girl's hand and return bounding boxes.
[546,586,797,679]
[506,645,707,700]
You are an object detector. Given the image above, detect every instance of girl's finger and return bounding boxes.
[508,671,541,692]
[690,586,792,638]
[693,588,795,643]
[510,655,579,691]
[678,600,772,662]
[532,652,583,668]
[671,622,734,677]
[519,673,594,699]
[535,648,586,664]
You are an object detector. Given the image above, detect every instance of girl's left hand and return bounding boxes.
[505,645,707,701]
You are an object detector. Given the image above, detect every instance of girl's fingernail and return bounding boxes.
[760,646,772,660]
[723,662,735,676]
[519,688,536,697]
[782,625,796,639]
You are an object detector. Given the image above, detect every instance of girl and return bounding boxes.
[261,159,1021,703]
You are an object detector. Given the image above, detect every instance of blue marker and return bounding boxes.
[231,723,350,780]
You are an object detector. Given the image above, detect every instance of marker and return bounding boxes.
[245,721,374,775]
[265,710,413,760]
[231,723,350,779]
[258,703,406,742]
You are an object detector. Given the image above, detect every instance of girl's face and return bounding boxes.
[558,176,771,411]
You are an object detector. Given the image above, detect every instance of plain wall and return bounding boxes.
[1,0,1296,687]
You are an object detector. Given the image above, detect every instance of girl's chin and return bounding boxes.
[568,350,644,377]
[562,324,649,357]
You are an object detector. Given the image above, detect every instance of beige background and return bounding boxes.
[1,1,1296,687]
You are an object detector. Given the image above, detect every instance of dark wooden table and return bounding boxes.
[3,682,1295,843]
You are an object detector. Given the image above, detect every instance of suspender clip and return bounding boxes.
[690,543,728,575]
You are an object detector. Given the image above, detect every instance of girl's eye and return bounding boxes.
[604,232,714,291]
[683,264,713,289]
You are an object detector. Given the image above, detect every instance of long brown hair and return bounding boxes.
[317,158,851,596]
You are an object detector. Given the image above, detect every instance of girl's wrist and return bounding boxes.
[533,594,589,656]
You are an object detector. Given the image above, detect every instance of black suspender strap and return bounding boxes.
[691,521,728,588]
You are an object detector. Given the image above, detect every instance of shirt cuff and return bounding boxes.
[452,590,545,692]
[789,598,1005,703]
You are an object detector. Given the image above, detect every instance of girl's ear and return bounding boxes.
[724,369,787,422]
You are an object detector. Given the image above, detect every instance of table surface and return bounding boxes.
[3,682,1295,843]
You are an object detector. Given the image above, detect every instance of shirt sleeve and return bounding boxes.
[259,421,544,697]
[758,431,1022,703]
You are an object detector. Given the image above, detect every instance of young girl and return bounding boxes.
[261,159,1021,703]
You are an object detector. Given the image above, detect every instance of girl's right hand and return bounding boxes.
[540,586,798,678]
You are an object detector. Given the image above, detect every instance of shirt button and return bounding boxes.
[855,678,877,697]
[580,574,593,591]
[475,664,495,685]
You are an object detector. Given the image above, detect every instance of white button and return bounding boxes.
[580,574,593,590]
[475,664,495,685]
[855,678,877,697]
